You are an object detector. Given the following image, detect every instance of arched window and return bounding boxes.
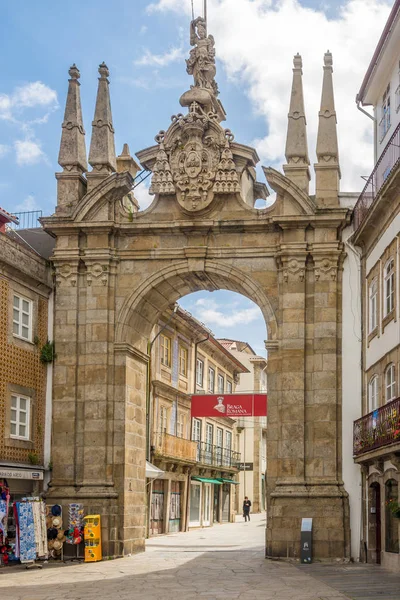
[384,258,395,316]
[369,278,378,332]
[385,364,396,403]
[368,375,379,412]
[385,479,399,554]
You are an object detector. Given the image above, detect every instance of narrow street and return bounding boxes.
[1,513,399,600]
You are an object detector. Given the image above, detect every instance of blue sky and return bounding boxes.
[0,0,392,354]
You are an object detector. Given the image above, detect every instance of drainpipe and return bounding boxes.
[43,290,54,491]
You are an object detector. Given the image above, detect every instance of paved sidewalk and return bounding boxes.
[0,514,396,599]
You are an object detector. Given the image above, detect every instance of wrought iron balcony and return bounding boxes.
[153,432,198,462]
[196,441,241,469]
[353,121,400,231]
[353,396,400,456]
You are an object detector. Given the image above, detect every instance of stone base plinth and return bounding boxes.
[44,485,145,558]
[266,482,350,560]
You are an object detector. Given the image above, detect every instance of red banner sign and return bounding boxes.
[191,394,267,418]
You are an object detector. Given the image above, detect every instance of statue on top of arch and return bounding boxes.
[186,16,219,98]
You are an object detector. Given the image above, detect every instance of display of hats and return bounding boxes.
[48,539,54,550]
[47,527,58,540]
[51,504,62,517]
[46,506,50,516]
[46,516,52,528]
[52,517,62,528]
[53,539,62,551]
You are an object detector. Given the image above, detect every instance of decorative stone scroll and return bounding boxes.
[149,102,240,212]
[314,256,338,281]
[278,256,306,283]
[54,262,79,288]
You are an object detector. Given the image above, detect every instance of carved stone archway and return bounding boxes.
[43,24,350,559]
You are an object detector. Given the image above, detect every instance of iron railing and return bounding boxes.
[353,396,400,456]
[353,121,400,231]
[196,441,240,469]
[8,210,43,230]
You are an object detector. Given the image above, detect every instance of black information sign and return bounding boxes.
[300,518,313,564]
[239,462,254,471]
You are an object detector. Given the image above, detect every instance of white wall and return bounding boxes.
[341,221,363,561]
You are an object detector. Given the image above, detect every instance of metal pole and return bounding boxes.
[204,0,207,33]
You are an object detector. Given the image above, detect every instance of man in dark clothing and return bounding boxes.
[243,497,251,522]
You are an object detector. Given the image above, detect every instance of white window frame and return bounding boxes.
[384,258,395,317]
[225,430,232,451]
[10,394,31,441]
[196,358,204,388]
[13,294,33,342]
[380,83,391,141]
[368,376,379,412]
[192,418,201,442]
[385,363,396,403]
[177,412,184,438]
[226,380,232,393]
[208,367,215,393]
[179,345,188,377]
[218,374,224,394]
[160,334,171,367]
[160,405,168,433]
[369,278,378,333]
[206,423,213,447]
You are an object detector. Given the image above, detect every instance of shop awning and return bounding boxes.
[218,478,239,485]
[146,461,164,479]
[192,477,222,484]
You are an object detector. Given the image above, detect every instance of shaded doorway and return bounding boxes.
[213,484,220,523]
[369,482,381,564]
[385,479,399,554]
[150,479,165,536]
[222,484,230,522]
[189,481,201,527]
[169,481,181,533]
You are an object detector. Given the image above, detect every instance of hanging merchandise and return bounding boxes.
[13,499,48,565]
[66,503,84,545]
[46,505,63,560]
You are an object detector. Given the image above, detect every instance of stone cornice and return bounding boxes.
[114,342,149,364]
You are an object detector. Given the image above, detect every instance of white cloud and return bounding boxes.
[0,144,10,159]
[135,46,184,67]
[135,180,154,210]
[13,81,58,109]
[193,298,262,327]
[16,194,40,211]
[140,25,148,35]
[146,0,392,192]
[14,139,45,166]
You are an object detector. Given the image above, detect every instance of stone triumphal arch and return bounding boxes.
[43,22,351,559]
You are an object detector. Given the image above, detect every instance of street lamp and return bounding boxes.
[146,304,178,461]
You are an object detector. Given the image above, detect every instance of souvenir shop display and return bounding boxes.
[63,503,84,560]
[46,504,64,560]
[84,514,102,562]
[0,495,48,567]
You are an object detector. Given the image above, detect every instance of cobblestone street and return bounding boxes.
[1,513,399,600]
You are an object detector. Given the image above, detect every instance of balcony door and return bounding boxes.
[205,423,213,465]
[192,418,201,462]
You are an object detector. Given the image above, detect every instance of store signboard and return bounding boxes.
[239,462,254,471]
[191,393,267,418]
[0,468,43,480]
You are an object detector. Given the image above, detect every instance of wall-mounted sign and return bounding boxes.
[191,394,267,418]
[0,468,43,480]
[239,462,254,471]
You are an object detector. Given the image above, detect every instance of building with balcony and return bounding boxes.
[353,0,400,570]
[217,339,267,514]
[148,306,247,536]
[0,208,54,513]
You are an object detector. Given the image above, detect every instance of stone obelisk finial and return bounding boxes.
[87,62,117,191]
[283,54,310,194]
[56,64,88,213]
[314,51,340,207]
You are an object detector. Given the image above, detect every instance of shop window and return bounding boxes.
[10,395,31,440]
[384,259,395,317]
[208,367,215,393]
[179,345,188,377]
[380,83,391,141]
[218,374,224,393]
[385,364,396,403]
[13,294,32,342]
[160,334,171,367]
[369,278,378,333]
[368,375,379,412]
[226,380,232,393]
[196,358,204,388]
[385,479,399,553]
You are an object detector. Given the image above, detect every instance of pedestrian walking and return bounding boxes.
[243,497,251,522]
